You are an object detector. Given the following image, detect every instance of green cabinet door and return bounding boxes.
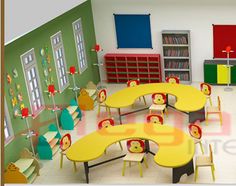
[204,64,217,84]
[231,65,236,84]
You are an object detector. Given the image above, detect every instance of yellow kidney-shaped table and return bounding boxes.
[105,83,206,124]
[66,123,195,183]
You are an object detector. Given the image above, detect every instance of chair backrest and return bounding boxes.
[166,76,180,84]
[98,89,107,103]
[127,79,140,87]
[188,123,202,139]
[98,118,115,129]
[146,114,163,125]
[209,144,213,163]
[60,133,72,151]
[200,83,212,96]
[217,96,221,111]
[152,93,166,105]
[127,139,145,153]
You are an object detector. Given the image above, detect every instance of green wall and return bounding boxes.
[4,0,99,167]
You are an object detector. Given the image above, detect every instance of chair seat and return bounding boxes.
[61,149,68,155]
[123,152,145,162]
[193,138,202,144]
[207,106,220,113]
[99,102,107,107]
[149,104,166,111]
[196,156,213,166]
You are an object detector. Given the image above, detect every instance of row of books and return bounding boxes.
[164,61,189,69]
[165,72,189,81]
[162,35,188,45]
[164,48,189,57]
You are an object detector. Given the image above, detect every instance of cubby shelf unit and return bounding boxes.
[104,53,162,84]
[161,30,192,84]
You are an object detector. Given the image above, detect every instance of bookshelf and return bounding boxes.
[161,30,192,84]
[104,53,162,84]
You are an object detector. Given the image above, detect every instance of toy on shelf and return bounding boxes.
[67,66,80,102]
[78,89,94,110]
[4,148,40,184]
[222,46,234,91]
[16,108,37,157]
[44,84,62,131]
[60,99,82,130]
[91,44,103,52]
[36,124,61,160]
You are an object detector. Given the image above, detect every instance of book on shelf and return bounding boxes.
[164,48,189,57]
[165,60,189,69]
[163,35,188,45]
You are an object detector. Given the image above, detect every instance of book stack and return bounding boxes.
[163,35,188,45]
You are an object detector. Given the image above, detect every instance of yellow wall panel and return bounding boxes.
[217,65,229,84]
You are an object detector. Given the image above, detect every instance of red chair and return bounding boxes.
[166,76,180,84]
[146,114,163,125]
[200,83,212,106]
[122,139,148,177]
[188,123,204,154]
[97,89,110,116]
[127,79,146,106]
[149,93,168,118]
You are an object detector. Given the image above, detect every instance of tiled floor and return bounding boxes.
[34,82,236,184]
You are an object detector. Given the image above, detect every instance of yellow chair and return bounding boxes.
[149,93,168,118]
[127,79,146,107]
[97,89,111,117]
[60,133,77,172]
[122,139,148,177]
[200,83,212,106]
[98,118,123,152]
[188,123,204,154]
[195,144,215,182]
[206,96,222,125]
[146,114,164,125]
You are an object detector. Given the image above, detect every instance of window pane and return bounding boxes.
[31,68,36,78]
[27,71,32,80]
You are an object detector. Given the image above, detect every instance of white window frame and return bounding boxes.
[72,18,88,74]
[4,98,14,145]
[21,48,45,118]
[51,31,69,92]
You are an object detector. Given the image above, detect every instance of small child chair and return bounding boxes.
[146,114,163,125]
[60,133,77,172]
[206,96,222,125]
[97,89,111,117]
[122,139,148,177]
[200,83,212,106]
[98,118,123,151]
[166,76,180,84]
[149,93,168,118]
[127,79,146,106]
[194,144,215,182]
[188,123,204,154]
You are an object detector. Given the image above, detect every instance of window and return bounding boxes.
[4,99,14,145]
[72,18,88,73]
[51,31,69,92]
[21,49,45,117]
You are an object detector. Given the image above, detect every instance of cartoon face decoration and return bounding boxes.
[7,73,12,84]
[127,80,139,87]
[166,76,179,84]
[60,133,72,151]
[200,83,211,96]
[152,93,166,105]
[98,118,115,129]
[188,123,202,139]
[11,97,18,107]
[17,93,23,102]
[98,89,107,103]
[146,114,163,125]
[48,84,55,95]
[127,139,145,153]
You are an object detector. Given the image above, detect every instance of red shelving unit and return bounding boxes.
[104,53,162,84]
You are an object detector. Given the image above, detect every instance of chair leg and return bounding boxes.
[149,109,152,114]
[73,161,77,172]
[60,154,63,169]
[143,96,147,105]
[165,108,168,117]
[199,142,204,154]
[194,166,198,182]
[161,111,164,118]
[118,141,123,150]
[108,107,111,117]
[138,162,143,177]
[98,104,101,116]
[211,165,215,181]
[209,97,213,106]
[129,162,131,167]
[139,97,141,101]
[143,157,148,168]
[122,161,126,176]
[219,112,223,125]
[206,113,208,125]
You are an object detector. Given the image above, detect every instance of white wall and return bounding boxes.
[5,0,87,44]
[91,0,236,82]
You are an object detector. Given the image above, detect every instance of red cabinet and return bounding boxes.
[104,53,162,84]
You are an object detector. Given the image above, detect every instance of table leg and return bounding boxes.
[84,162,89,183]
[189,107,205,123]
[118,108,122,124]
[172,158,194,183]
[145,140,150,153]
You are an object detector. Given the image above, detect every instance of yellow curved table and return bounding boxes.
[66,123,195,183]
[105,83,206,123]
